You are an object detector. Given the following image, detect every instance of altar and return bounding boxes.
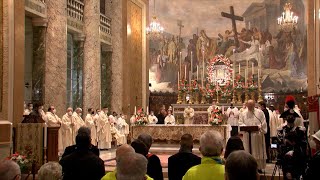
[131,124,229,144]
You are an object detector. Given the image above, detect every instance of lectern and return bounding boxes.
[240,126,259,154]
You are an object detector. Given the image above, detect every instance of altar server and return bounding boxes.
[184,106,195,124]
[60,108,75,152]
[117,115,130,136]
[97,107,112,149]
[85,108,97,146]
[165,110,176,125]
[148,111,158,124]
[226,104,239,136]
[109,113,127,146]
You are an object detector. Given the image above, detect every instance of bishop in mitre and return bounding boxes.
[72,108,85,141]
[148,111,158,124]
[59,107,75,153]
[85,108,97,146]
[183,106,194,124]
[239,100,267,170]
[109,114,127,145]
[164,110,175,125]
[97,107,112,149]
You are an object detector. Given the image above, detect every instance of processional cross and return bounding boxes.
[221,6,244,47]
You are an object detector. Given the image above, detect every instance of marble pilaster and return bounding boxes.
[45,0,67,117]
[83,0,101,111]
[101,45,112,109]
[32,18,47,103]
[0,0,3,112]
[111,0,124,113]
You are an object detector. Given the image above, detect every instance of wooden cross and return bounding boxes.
[221,6,244,47]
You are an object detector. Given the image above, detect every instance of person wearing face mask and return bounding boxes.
[22,102,45,123]
[59,107,75,153]
[165,110,175,125]
[277,95,307,180]
[85,108,97,146]
[97,107,112,150]
[23,103,33,115]
[72,108,85,140]
[239,100,267,172]
[45,105,61,127]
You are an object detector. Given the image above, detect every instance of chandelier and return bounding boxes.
[277,2,298,32]
[146,0,164,36]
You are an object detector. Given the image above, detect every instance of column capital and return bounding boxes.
[32,18,48,27]
[74,34,86,42]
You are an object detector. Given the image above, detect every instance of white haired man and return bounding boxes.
[0,160,21,180]
[116,153,151,180]
[183,130,225,180]
[225,150,259,180]
[38,161,62,180]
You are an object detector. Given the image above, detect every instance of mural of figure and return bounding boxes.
[286,42,306,78]
[218,30,234,55]
[187,39,197,70]
[168,36,177,63]
[238,28,252,52]
[161,37,168,56]
[239,36,260,56]
[192,34,199,63]
[196,30,216,62]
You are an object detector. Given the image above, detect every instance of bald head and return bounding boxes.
[116,144,135,158]
[246,100,255,111]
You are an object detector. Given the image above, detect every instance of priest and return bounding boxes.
[183,106,194,124]
[109,114,127,146]
[165,110,175,125]
[85,108,97,146]
[97,108,112,149]
[45,105,61,127]
[239,100,267,171]
[117,114,129,136]
[60,107,74,153]
[72,108,85,140]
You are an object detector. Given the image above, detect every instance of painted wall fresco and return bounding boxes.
[149,0,307,93]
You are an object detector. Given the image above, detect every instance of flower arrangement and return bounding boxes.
[247,75,258,92]
[208,106,225,125]
[234,74,245,90]
[179,79,188,93]
[191,80,200,92]
[7,145,33,174]
[221,81,233,97]
[134,108,148,126]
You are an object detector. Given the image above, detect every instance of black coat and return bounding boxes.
[156,114,166,124]
[305,151,320,180]
[62,144,99,158]
[59,149,105,180]
[168,152,201,180]
[147,154,163,180]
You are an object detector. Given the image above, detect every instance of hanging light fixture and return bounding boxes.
[146,0,164,36]
[277,2,298,32]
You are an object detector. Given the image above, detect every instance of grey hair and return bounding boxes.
[225,150,258,180]
[137,133,153,149]
[200,130,224,156]
[116,153,148,180]
[0,160,21,180]
[78,126,91,136]
[38,162,62,180]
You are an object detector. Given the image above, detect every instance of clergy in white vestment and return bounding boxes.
[268,107,279,138]
[85,108,97,146]
[226,104,239,136]
[117,115,130,135]
[239,103,247,113]
[183,106,194,124]
[164,111,175,125]
[239,100,267,170]
[108,114,126,145]
[148,111,158,124]
[72,108,85,141]
[23,103,33,115]
[97,108,112,149]
[45,105,61,127]
[59,107,74,152]
[130,115,136,125]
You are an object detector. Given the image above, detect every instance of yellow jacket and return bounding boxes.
[182,156,225,180]
[101,170,154,180]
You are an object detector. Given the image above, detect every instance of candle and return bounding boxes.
[189,73,191,87]
[178,71,180,89]
[258,69,260,85]
[44,123,47,148]
[245,69,248,88]
[202,50,205,88]
[146,106,149,115]
[197,66,199,80]
[222,106,224,114]
[185,65,187,79]
[179,52,182,78]
[134,106,137,115]
[239,63,241,75]
[191,51,193,77]
[252,62,254,75]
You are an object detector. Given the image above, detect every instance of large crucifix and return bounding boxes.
[221,6,244,48]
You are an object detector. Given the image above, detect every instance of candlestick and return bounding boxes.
[189,72,191,87]
[146,106,149,115]
[184,65,187,80]
[245,69,248,88]
[178,71,180,89]
[44,123,47,148]
[197,66,199,80]
[191,51,193,78]
[202,50,205,88]
[258,69,260,85]
[134,106,137,115]
[252,62,254,75]
[239,63,241,75]
[179,52,182,78]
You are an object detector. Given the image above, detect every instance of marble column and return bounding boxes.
[83,0,101,112]
[111,0,124,113]
[45,0,67,117]
[0,0,3,113]
[32,18,47,104]
[101,45,112,109]
[73,35,85,108]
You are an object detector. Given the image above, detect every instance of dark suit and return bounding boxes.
[168,151,201,180]
[147,153,163,180]
[62,144,99,158]
[262,108,270,161]
[156,114,166,124]
[59,149,105,180]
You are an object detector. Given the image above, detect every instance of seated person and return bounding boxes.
[168,134,201,180]
[0,160,21,180]
[62,126,99,158]
[38,162,62,180]
[224,136,244,160]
